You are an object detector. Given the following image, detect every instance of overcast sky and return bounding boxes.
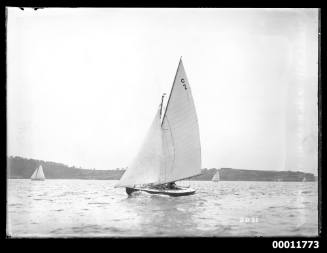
[7,8,318,174]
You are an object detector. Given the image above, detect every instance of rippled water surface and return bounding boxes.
[7,179,318,237]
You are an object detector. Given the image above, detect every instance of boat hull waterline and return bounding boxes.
[126,187,196,197]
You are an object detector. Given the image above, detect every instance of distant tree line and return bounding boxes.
[7,156,315,181]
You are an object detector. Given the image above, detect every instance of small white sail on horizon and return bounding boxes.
[115,58,201,189]
[212,171,220,182]
[31,165,46,181]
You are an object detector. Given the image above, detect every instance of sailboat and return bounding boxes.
[31,165,46,181]
[115,58,201,197]
[212,170,220,182]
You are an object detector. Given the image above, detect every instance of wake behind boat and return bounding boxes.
[115,58,201,197]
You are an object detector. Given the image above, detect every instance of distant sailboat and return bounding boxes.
[115,58,201,196]
[212,171,220,182]
[302,177,306,182]
[31,165,45,181]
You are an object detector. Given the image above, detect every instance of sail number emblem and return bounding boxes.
[181,78,187,90]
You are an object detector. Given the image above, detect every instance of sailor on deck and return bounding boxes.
[167,182,177,189]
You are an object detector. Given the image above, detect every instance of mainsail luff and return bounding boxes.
[161,59,182,126]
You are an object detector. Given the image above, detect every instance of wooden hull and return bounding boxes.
[126,186,196,197]
[31,178,45,181]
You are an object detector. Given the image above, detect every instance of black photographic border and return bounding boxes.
[1,2,324,251]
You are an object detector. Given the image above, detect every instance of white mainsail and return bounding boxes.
[158,59,201,184]
[115,58,201,188]
[212,171,220,182]
[31,165,45,180]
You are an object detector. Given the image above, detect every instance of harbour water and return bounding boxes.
[7,179,318,237]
